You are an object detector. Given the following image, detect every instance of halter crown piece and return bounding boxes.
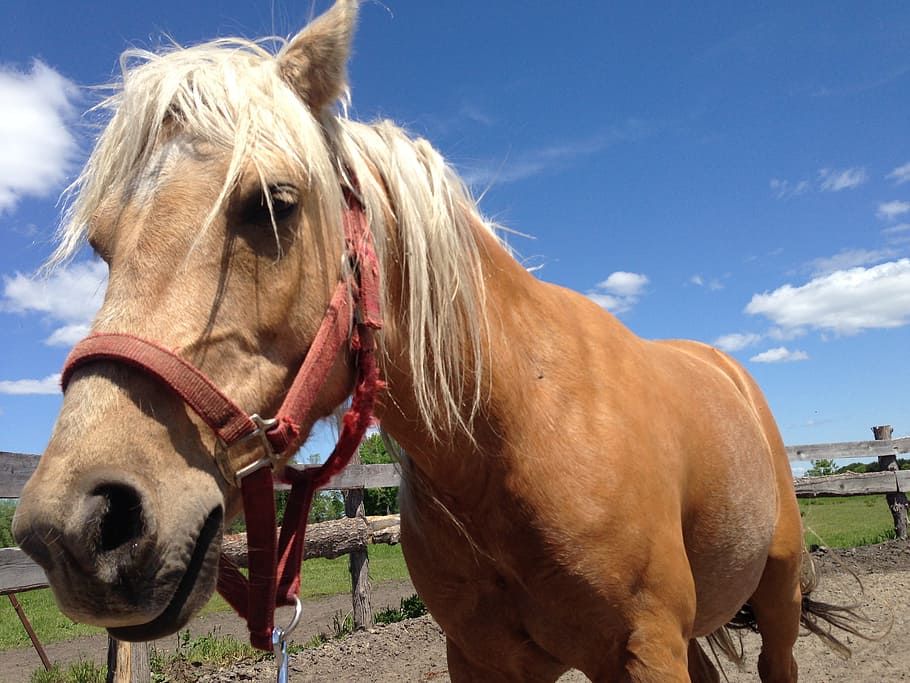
[61,182,384,667]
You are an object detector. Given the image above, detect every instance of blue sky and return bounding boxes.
[2,2,909,475]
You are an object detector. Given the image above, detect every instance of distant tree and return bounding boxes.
[805,459,836,477]
[309,490,345,522]
[359,433,399,516]
[835,462,869,475]
[300,452,345,523]
[0,501,16,548]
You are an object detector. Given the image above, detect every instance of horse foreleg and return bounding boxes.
[446,636,501,683]
[620,619,691,683]
[445,635,565,683]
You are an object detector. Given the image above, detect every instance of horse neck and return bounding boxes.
[374,221,538,497]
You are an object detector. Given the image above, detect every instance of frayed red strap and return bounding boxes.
[265,280,353,455]
[62,333,259,445]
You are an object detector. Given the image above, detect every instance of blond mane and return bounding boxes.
[55,35,497,438]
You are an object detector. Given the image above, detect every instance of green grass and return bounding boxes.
[374,594,427,626]
[0,591,102,649]
[0,543,410,650]
[799,494,897,548]
[151,628,267,671]
[30,658,105,683]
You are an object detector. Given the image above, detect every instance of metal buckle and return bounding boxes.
[272,596,302,683]
[215,414,279,487]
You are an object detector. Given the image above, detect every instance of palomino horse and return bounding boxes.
[14,2,854,680]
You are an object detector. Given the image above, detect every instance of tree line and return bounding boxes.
[805,457,910,477]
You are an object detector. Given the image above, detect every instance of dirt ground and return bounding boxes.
[3,543,909,682]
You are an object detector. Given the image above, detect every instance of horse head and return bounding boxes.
[13,0,364,640]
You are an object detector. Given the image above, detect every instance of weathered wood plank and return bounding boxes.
[0,452,40,498]
[794,470,910,497]
[0,548,47,594]
[282,463,401,490]
[2,456,402,498]
[786,436,910,461]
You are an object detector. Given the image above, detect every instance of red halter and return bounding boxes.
[60,186,383,652]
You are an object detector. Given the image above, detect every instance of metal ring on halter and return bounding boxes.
[272,597,302,683]
[272,595,303,647]
[214,414,280,486]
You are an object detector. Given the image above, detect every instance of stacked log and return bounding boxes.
[221,515,401,567]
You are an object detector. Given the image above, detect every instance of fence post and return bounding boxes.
[343,449,372,630]
[8,593,50,671]
[873,424,908,540]
[105,638,150,683]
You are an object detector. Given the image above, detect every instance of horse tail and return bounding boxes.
[717,545,873,664]
[796,545,871,658]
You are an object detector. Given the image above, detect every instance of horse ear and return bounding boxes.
[278,0,359,111]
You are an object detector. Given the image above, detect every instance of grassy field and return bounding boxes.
[0,543,409,650]
[1,496,900,651]
[798,494,896,548]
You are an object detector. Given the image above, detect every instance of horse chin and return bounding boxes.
[107,506,224,642]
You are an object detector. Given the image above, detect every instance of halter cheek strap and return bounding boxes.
[60,187,383,652]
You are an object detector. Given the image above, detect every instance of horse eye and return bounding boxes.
[240,185,299,225]
[266,185,298,220]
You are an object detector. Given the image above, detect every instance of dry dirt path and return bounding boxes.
[1,580,417,682]
[182,544,910,682]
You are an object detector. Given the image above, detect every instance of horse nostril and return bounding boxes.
[90,483,146,553]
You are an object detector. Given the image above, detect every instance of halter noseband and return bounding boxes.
[60,185,383,654]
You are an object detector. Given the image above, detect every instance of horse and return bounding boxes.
[13,2,857,680]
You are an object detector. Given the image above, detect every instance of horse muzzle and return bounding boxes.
[13,465,224,640]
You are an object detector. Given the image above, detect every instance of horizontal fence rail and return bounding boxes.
[794,470,910,497]
[786,436,910,461]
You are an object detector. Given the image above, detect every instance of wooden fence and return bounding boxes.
[0,455,402,681]
[5,427,910,596]
[790,425,910,540]
[3,425,909,678]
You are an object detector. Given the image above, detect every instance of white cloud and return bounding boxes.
[749,347,809,363]
[877,200,910,221]
[2,260,106,345]
[461,120,651,187]
[45,323,92,346]
[0,373,61,395]
[597,271,648,297]
[809,248,895,276]
[713,332,763,352]
[689,274,724,290]
[0,61,79,214]
[882,222,910,235]
[766,326,807,342]
[769,177,810,199]
[587,271,649,313]
[888,162,910,185]
[746,259,910,334]
[458,102,494,127]
[818,167,867,192]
